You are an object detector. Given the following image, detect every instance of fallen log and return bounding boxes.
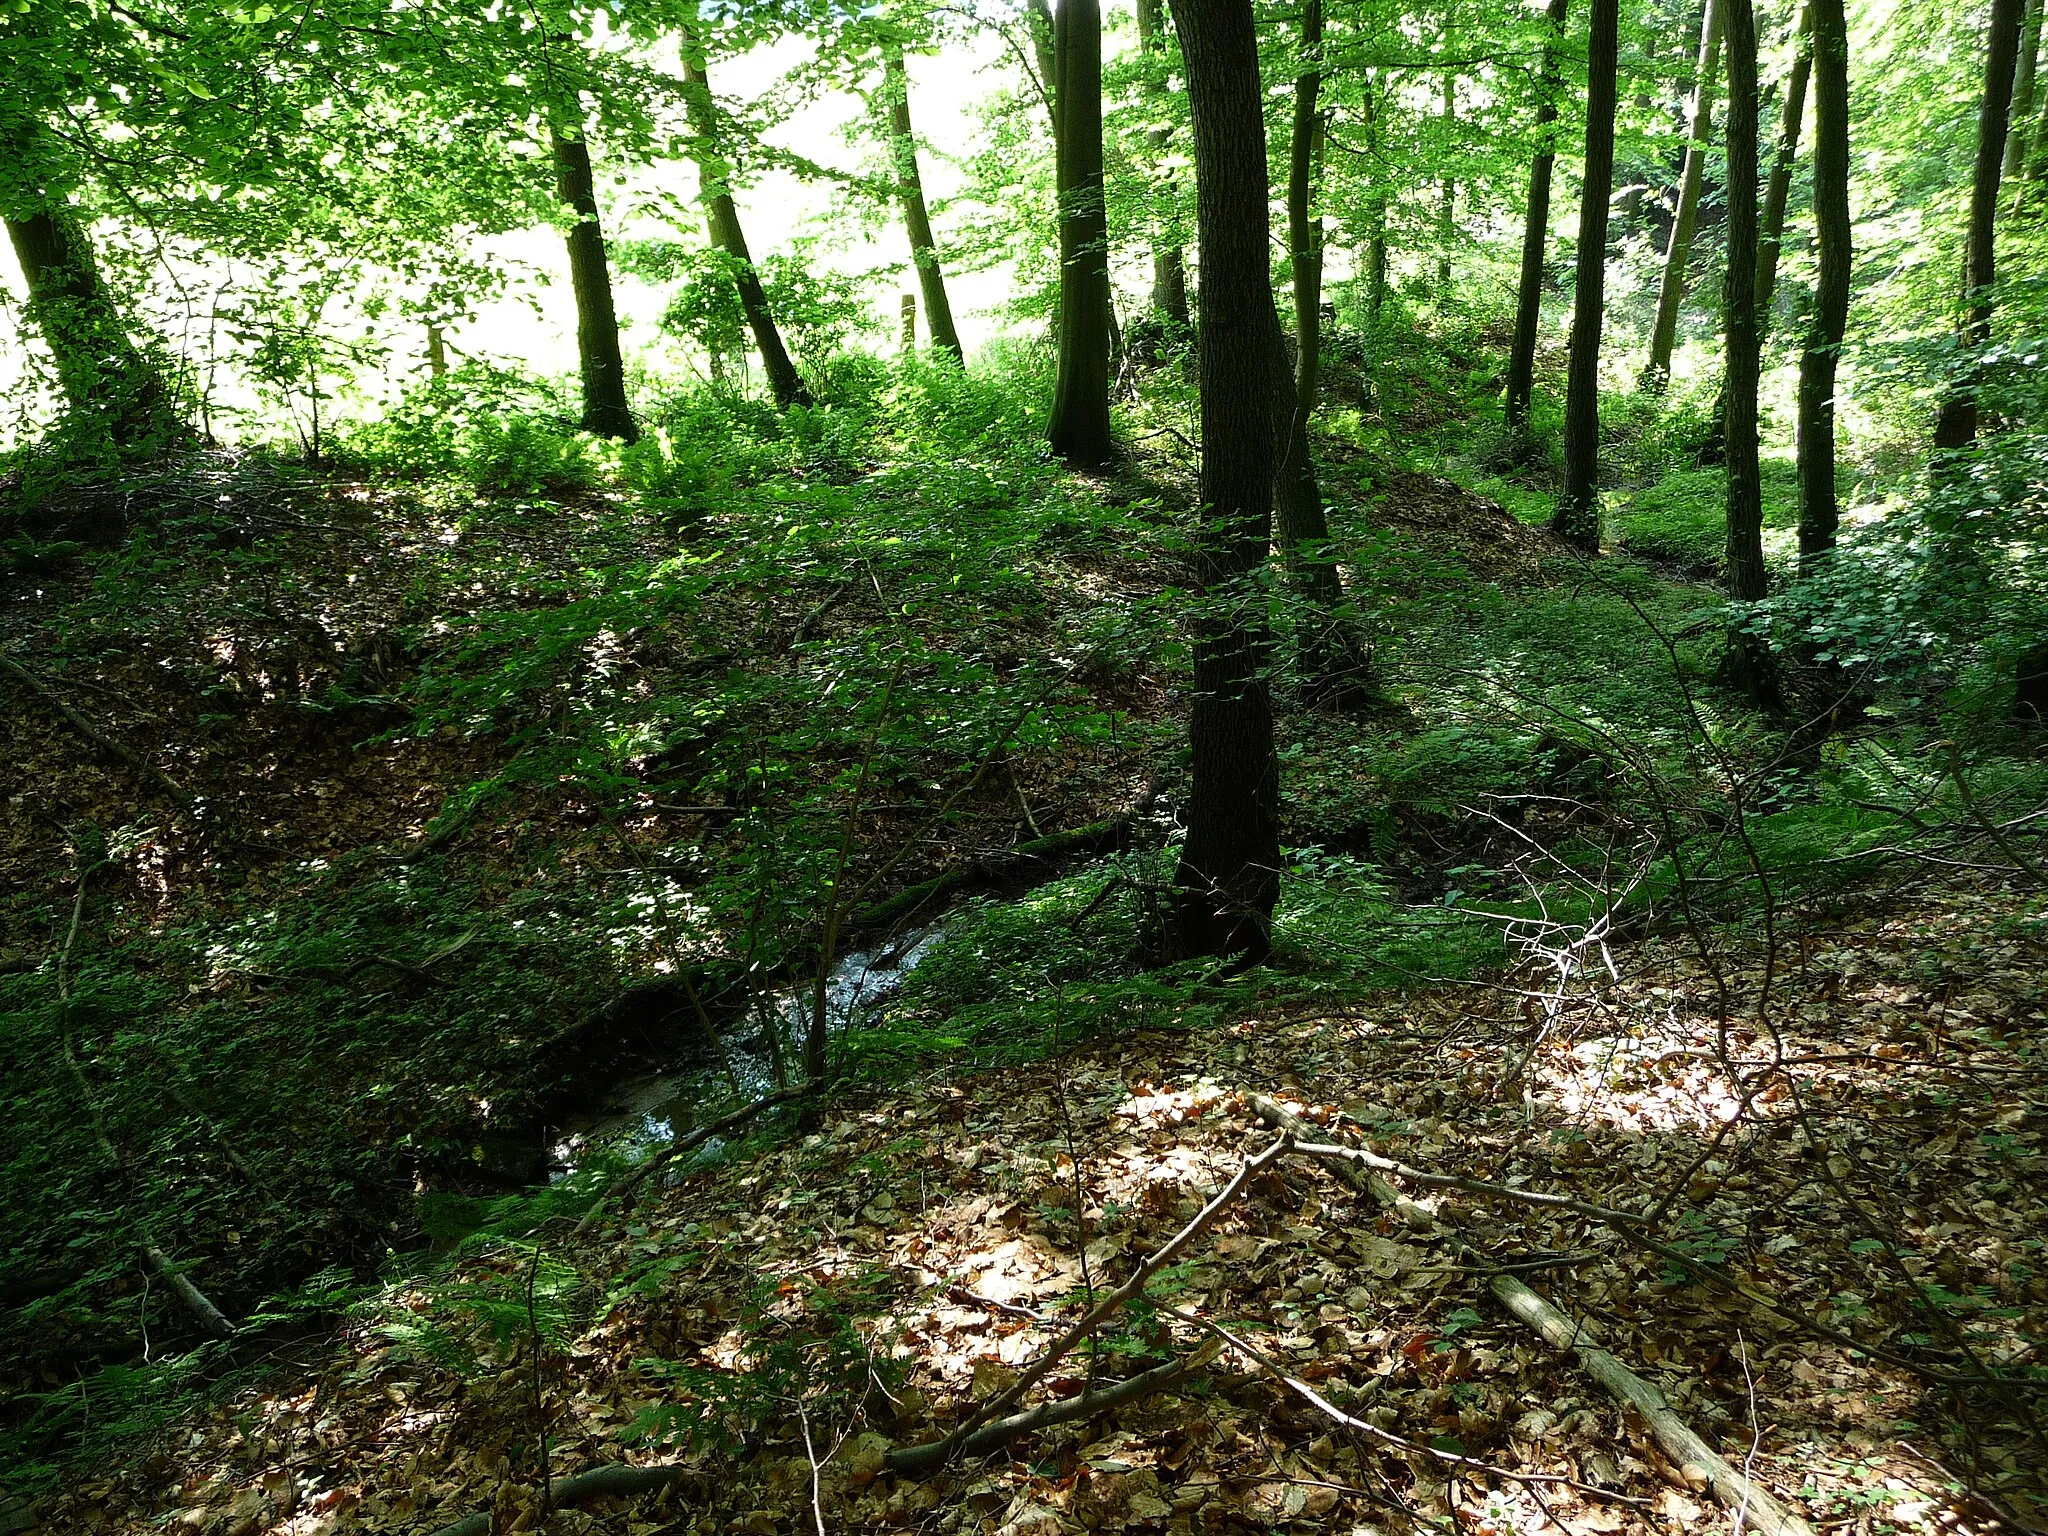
[852,814,1139,933]
[143,1246,234,1340]
[571,1082,818,1237]
[425,1460,694,1536]
[1245,1092,1814,1536]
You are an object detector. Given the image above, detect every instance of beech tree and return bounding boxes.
[550,130,638,443]
[1287,0,1328,412]
[1644,0,1724,388]
[1553,0,1620,551]
[1756,2,1812,324]
[880,42,965,365]
[1796,0,1850,562]
[1047,0,1115,466]
[1136,0,1192,329]
[1721,0,1772,701]
[1504,0,1570,438]
[1932,0,2025,451]
[1165,0,1282,961]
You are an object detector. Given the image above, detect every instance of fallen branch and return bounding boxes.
[1244,1093,1814,1536]
[142,1246,235,1341]
[887,1133,1292,1475]
[852,811,1143,933]
[0,651,189,804]
[888,1349,1216,1476]
[425,1460,693,1536]
[570,1083,816,1237]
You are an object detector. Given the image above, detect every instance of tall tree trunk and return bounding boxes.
[1756,2,1812,326]
[1287,0,1326,410]
[1505,0,1572,435]
[1796,0,1850,562]
[4,202,169,448]
[1723,0,1768,607]
[2002,0,2043,184]
[551,131,638,442]
[1645,0,1725,387]
[2018,48,2048,206]
[1165,0,1282,962]
[1028,0,1062,142]
[1048,0,1116,466]
[881,46,965,364]
[1553,0,1621,551]
[1363,77,1389,324]
[681,57,814,410]
[1436,72,1456,297]
[1932,0,2024,451]
[1137,0,1192,328]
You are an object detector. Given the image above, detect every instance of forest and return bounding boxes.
[2,0,2046,1531]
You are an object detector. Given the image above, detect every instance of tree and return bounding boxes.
[1722,0,1772,688]
[1287,0,1327,411]
[1756,2,1812,324]
[682,54,815,410]
[1796,0,1850,562]
[880,43,965,365]
[2001,0,2043,186]
[1048,0,1116,466]
[1504,0,1571,438]
[1165,0,1282,961]
[550,130,639,442]
[1644,0,1725,388]
[1552,0,1620,551]
[1931,0,2025,451]
[1435,72,1457,298]
[1136,0,1191,328]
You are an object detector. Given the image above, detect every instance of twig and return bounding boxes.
[887,1134,1292,1475]
[0,651,189,803]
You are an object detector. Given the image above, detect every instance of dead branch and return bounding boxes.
[1245,1093,1815,1536]
[425,1460,693,1536]
[570,1083,817,1237]
[0,651,189,804]
[887,1133,1292,1476]
[142,1247,235,1340]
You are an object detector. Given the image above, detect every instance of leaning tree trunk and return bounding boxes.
[1553,0,1621,551]
[1796,0,1850,563]
[881,46,965,364]
[1137,0,1192,328]
[3,201,169,448]
[550,131,639,442]
[2001,0,2043,186]
[1722,0,1770,614]
[1288,0,1327,411]
[1165,0,1282,962]
[1504,0,1571,436]
[682,57,814,410]
[1756,2,1812,325]
[1645,0,1725,388]
[1932,0,2024,451]
[1048,0,1116,466]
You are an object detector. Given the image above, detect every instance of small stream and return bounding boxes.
[548,924,944,1178]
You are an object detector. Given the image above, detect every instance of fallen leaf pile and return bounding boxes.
[50,882,2048,1536]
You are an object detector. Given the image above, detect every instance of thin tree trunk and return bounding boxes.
[900,292,917,351]
[1723,0,1767,605]
[1796,0,1850,562]
[1436,73,1457,297]
[1756,2,1812,326]
[1028,0,1061,143]
[1553,0,1620,551]
[1137,0,1192,328]
[1165,0,1282,962]
[550,131,638,442]
[2018,56,2048,206]
[1932,0,2023,451]
[1645,0,1725,387]
[1505,0,1571,435]
[681,57,814,410]
[427,323,449,378]
[3,202,169,448]
[1364,77,1389,324]
[1288,0,1326,411]
[1048,0,1116,466]
[2002,0,2043,185]
[881,46,964,364]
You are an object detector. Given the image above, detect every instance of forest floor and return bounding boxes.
[3,356,2045,1535]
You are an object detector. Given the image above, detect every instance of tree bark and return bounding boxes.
[881,47,964,364]
[3,202,169,448]
[1932,0,2023,451]
[1505,0,1571,435]
[1723,0,1768,605]
[1363,77,1390,324]
[1796,0,1850,562]
[550,131,638,442]
[1048,0,1116,466]
[1645,0,1725,387]
[1028,0,1062,143]
[1166,0,1282,962]
[2019,49,2048,205]
[1436,72,1457,297]
[2002,0,2043,185]
[1137,0,1192,328]
[1756,2,1812,326]
[681,57,814,410]
[1553,0,1620,551]
[1287,0,1326,410]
